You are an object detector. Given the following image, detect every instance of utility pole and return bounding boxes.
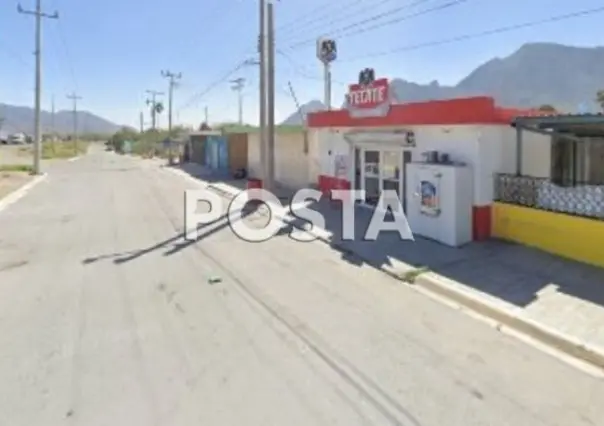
[161,70,181,134]
[18,0,58,175]
[259,0,268,188]
[230,77,245,125]
[266,0,276,191]
[161,70,180,164]
[50,94,55,135]
[139,111,144,133]
[67,92,82,152]
[50,94,56,151]
[204,106,209,125]
[145,90,163,130]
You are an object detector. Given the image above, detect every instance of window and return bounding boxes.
[551,136,604,186]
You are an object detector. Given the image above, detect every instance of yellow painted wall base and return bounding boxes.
[492,202,604,268]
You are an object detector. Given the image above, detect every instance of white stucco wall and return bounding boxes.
[311,125,487,204]
[247,131,311,189]
[310,124,554,206]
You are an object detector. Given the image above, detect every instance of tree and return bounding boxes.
[597,90,604,110]
[538,104,557,113]
[109,127,138,152]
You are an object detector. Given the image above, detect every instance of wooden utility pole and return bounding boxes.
[161,70,181,134]
[66,92,82,152]
[17,0,58,174]
[230,78,245,125]
[259,0,267,187]
[266,0,275,191]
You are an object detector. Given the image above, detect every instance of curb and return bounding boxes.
[165,167,604,371]
[413,273,604,371]
[0,173,48,212]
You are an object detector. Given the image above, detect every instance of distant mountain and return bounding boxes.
[0,103,121,136]
[280,100,326,125]
[281,42,604,125]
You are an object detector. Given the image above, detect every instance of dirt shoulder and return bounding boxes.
[0,171,34,200]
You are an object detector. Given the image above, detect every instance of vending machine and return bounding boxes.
[405,161,473,247]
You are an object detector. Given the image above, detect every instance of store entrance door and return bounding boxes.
[358,147,407,213]
[381,150,403,214]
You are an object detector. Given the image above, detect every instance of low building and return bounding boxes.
[492,113,604,268]
[187,130,248,175]
[306,78,539,242]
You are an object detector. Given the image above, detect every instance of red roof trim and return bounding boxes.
[307,96,537,128]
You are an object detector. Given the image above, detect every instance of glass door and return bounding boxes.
[362,150,380,206]
[381,150,403,214]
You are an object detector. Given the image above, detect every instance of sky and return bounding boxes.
[0,0,603,129]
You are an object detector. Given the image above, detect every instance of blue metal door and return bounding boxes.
[205,137,216,169]
[216,136,228,170]
[204,136,229,172]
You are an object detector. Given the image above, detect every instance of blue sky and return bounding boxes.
[1,0,603,129]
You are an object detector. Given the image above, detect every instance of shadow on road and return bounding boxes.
[81,204,262,265]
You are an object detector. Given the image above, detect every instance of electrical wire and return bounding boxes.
[55,22,78,92]
[338,5,604,61]
[50,0,78,92]
[279,0,432,43]
[0,40,31,68]
[287,0,468,48]
[277,49,347,86]
[275,0,366,36]
[177,59,256,111]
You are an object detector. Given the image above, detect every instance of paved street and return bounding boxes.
[0,148,602,426]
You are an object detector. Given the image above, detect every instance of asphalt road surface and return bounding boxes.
[0,148,602,426]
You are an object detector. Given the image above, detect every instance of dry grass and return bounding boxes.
[0,164,34,173]
[42,141,89,159]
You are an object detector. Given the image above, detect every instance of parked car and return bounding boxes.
[8,133,27,144]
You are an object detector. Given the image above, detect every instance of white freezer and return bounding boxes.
[405,162,473,247]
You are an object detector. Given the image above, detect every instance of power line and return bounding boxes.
[339,5,604,62]
[279,0,430,43]
[177,58,257,112]
[276,0,366,36]
[49,0,78,91]
[288,0,468,48]
[0,39,31,67]
[277,49,347,86]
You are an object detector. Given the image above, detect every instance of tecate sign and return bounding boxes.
[346,78,391,118]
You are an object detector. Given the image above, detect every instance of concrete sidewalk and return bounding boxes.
[166,163,604,370]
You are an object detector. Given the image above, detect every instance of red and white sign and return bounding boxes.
[347,78,389,108]
[346,78,392,118]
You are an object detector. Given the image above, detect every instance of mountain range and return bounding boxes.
[0,103,121,136]
[2,42,602,132]
[281,42,604,125]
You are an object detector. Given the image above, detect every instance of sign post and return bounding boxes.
[317,38,337,110]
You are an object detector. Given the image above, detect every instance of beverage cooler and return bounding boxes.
[405,161,473,247]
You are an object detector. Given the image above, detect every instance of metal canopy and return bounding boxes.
[512,113,604,138]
